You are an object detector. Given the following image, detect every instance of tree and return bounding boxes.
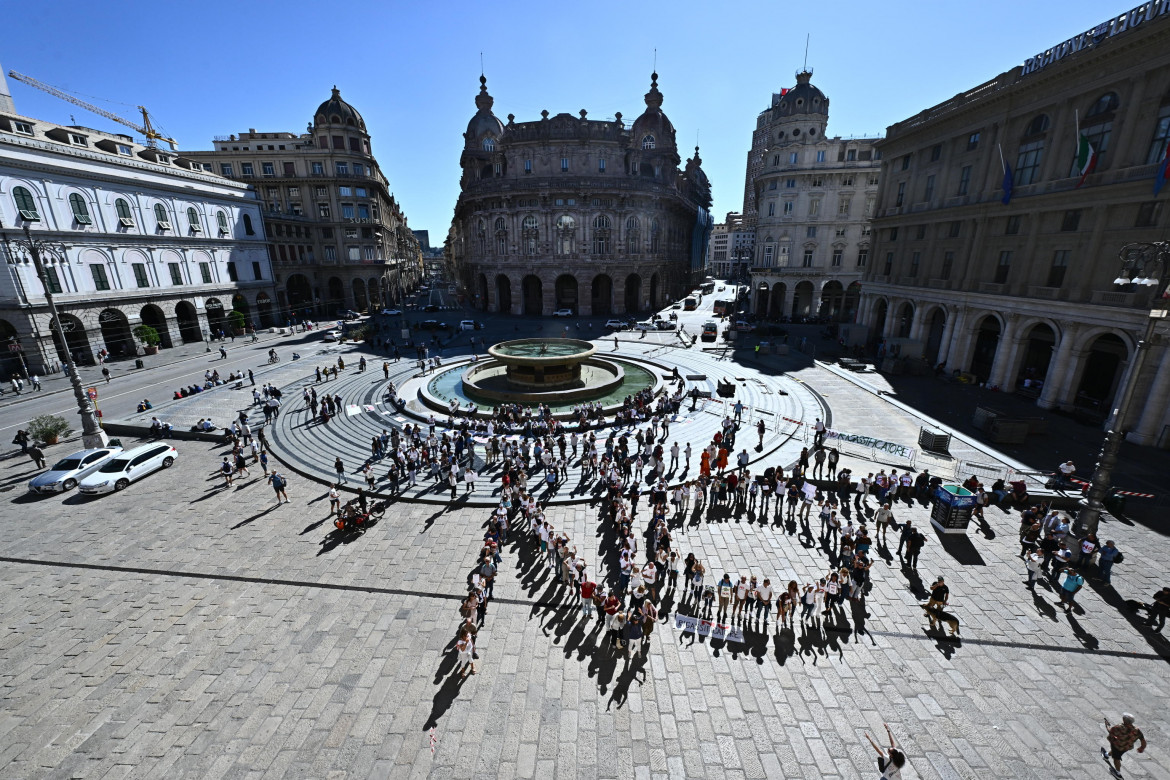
[132,324,161,348]
[227,310,246,333]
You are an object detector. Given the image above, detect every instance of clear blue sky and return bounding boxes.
[2,0,1117,238]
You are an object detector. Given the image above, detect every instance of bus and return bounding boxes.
[699,281,715,294]
[712,299,734,316]
[682,296,698,311]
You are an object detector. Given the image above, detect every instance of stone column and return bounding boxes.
[943,307,971,374]
[1037,323,1079,409]
[986,314,1021,390]
[881,299,899,339]
[1129,340,1170,445]
[935,306,957,366]
[1054,348,1092,410]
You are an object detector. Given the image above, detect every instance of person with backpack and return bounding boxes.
[268,471,288,504]
[219,457,234,487]
[905,527,926,569]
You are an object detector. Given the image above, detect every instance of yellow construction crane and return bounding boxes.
[8,70,177,150]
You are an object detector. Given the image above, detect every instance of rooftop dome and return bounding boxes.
[315,86,365,129]
[773,70,828,117]
[466,75,504,142]
[630,72,676,149]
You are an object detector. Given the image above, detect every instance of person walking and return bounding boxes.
[328,485,341,515]
[13,429,29,453]
[219,457,234,487]
[30,374,41,391]
[1102,713,1147,778]
[1025,550,1044,587]
[27,445,46,469]
[865,723,908,779]
[101,366,111,383]
[267,471,289,503]
[1096,540,1121,585]
[1058,567,1085,612]
[925,576,949,611]
[334,457,347,483]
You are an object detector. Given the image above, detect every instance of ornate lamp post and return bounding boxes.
[2,222,109,449]
[1078,240,1170,534]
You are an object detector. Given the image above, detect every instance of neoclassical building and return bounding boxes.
[857,3,1170,445]
[0,91,273,374]
[184,88,422,319]
[745,70,879,321]
[450,74,713,316]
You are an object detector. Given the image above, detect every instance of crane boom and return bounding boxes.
[7,70,177,150]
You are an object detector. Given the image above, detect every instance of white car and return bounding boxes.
[458,320,478,331]
[323,330,342,342]
[553,308,573,317]
[78,443,178,495]
[380,308,403,316]
[27,446,123,494]
[635,320,656,331]
[604,319,629,331]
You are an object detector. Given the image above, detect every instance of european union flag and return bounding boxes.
[1001,162,1014,205]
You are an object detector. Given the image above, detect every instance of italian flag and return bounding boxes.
[1074,134,1097,187]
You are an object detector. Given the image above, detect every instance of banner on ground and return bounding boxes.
[824,428,917,462]
[673,613,744,642]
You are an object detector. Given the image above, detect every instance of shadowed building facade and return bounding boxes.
[450,74,712,316]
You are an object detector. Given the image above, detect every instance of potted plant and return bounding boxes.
[228,309,246,335]
[133,324,161,355]
[28,414,71,446]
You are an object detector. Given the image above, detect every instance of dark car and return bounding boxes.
[419,320,447,330]
[423,304,440,312]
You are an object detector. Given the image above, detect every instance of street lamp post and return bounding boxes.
[1077,240,1170,535]
[3,223,109,449]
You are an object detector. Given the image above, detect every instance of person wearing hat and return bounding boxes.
[1103,713,1146,777]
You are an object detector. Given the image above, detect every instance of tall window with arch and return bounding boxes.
[115,198,134,227]
[522,215,539,255]
[763,241,775,266]
[1016,114,1049,186]
[494,217,508,255]
[641,135,655,150]
[216,211,229,234]
[476,219,487,255]
[68,193,92,225]
[592,215,611,255]
[555,215,575,255]
[1072,92,1118,176]
[649,218,660,253]
[1147,93,1170,164]
[12,186,39,221]
[154,203,171,231]
[482,137,495,152]
[625,216,640,254]
[187,207,202,233]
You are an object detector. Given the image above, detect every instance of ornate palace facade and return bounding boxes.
[451,74,712,316]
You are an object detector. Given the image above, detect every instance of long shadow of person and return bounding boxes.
[797,620,823,665]
[1031,587,1060,622]
[608,650,648,710]
[849,599,874,645]
[588,642,619,694]
[773,625,796,665]
[901,564,928,600]
[423,670,466,731]
[1066,612,1099,651]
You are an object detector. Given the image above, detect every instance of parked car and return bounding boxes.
[604,319,630,331]
[734,320,755,332]
[655,319,677,330]
[28,446,123,494]
[380,308,403,316]
[423,303,440,313]
[553,308,573,317]
[419,320,447,330]
[78,443,177,495]
[459,320,483,331]
[323,330,342,342]
[338,309,361,320]
[635,320,656,331]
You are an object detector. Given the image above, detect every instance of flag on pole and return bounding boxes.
[1154,140,1170,197]
[1074,134,1098,187]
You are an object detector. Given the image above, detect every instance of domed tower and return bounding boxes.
[683,146,713,209]
[770,69,829,146]
[461,75,506,185]
[628,73,680,178]
[311,86,371,155]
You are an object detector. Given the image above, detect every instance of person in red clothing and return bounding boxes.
[602,591,621,634]
[580,578,597,618]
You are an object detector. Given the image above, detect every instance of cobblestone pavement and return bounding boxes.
[1,404,1168,778]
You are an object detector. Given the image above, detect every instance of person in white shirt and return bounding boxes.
[755,579,774,622]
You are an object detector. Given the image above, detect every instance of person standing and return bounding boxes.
[27,445,46,469]
[874,503,894,545]
[925,576,949,611]
[1096,541,1121,585]
[905,526,925,569]
[13,429,29,453]
[455,630,476,678]
[1025,550,1044,588]
[328,485,341,516]
[30,374,41,391]
[1102,713,1147,778]
[717,574,733,621]
[267,471,289,504]
[219,457,234,487]
[1058,567,1085,612]
[334,457,346,483]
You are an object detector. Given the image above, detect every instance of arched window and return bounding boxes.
[1074,92,1120,176]
[1016,115,1049,186]
[592,215,611,255]
[522,215,539,255]
[494,217,508,255]
[641,135,655,150]
[1086,92,1119,118]
[650,218,660,253]
[482,138,495,152]
[115,198,133,225]
[763,241,775,266]
[187,207,202,234]
[216,211,229,234]
[154,203,171,231]
[555,215,575,256]
[12,186,39,221]
[476,219,487,254]
[625,216,640,255]
[1149,97,1170,165]
[242,213,254,235]
[1023,114,1050,137]
[69,193,92,225]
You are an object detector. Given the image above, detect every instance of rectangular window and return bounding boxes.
[909,252,920,277]
[342,204,355,219]
[363,246,375,260]
[1005,215,1021,235]
[312,162,324,175]
[347,246,361,261]
[838,198,850,216]
[524,159,532,173]
[70,133,88,147]
[44,266,63,294]
[339,186,352,196]
[315,186,327,197]
[888,227,898,241]
[802,249,814,267]
[768,181,778,190]
[949,220,961,238]
[895,181,906,207]
[278,245,288,262]
[767,202,775,217]
[806,226,817,238]
[345,228,358,238]
[288,186,300,197]
[1015,140,1044,186]
[915,225,926,240]
[924,174,935,201]
[1135,201,1162,228]
[763,245,774,265]
[132,262,150,288]
[283,162,295,176]
[883,252,893,275]
[856,249,868,267]
[561,158,569,172]
[957,165,971,195]
[336,162,349,175]
[13,121,33,135]
[199,262,212,283]
[266,186,278,197]
[332,136,344,150]
[493,162,502,175]
[788,152,798,164]
[832,249,843,267]
[785,179,796,188]
[90,264,110,291]
[219,163,233,176]
[808,200,820,216]
[226,263,238,282]
[353,163,364,176]
[816,150,826,163]
[783,201,793,215]
[1048,250,1070,287]
[598,158,606,172]
[994,250,1011,283]
[967,131,981,151]
[349,137,360,152]
[941,251,954,280]
[318,203,331,218]
[846,149,857,161]
[1061,209,1081,232]
[240,163,254,177]
[168,263,183,285]
[901,154,911,171]
[930,144,941,162]
[811,177,823,187]
[358,205,370,219]
[252,261,263,280]
[324,246,337,261]
[1147,105,1170,164]
[261,162,275,177]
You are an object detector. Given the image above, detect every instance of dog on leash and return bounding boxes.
[922,604,960,636]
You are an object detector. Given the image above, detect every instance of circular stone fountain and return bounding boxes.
[418,338,661,415]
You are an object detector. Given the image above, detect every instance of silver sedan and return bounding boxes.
[27,446,123,493]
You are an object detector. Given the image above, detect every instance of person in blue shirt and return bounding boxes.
[1059,567,1085,611]
[1097,541,1121,585]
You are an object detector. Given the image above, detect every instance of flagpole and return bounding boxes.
[997,143,1007,174]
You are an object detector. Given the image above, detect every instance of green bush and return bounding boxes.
[132,324,161,347]
[28,414,71,442]
[227,310,246,333]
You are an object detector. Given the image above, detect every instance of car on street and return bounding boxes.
[338,309,362,320]
[28,446,124,494]
[553,308,573,317]
[701,321,719,342]
[734,320,754,332]
[380,308,403,316]
[78,443,178,495]
[604,319,629,331]
[671,302,682,309]
[635,320,657,331]
[419,320,447,330]
[323,330,342,342]
[459,320,483,331]
[423,303,440,312]
[655,320,677,330]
